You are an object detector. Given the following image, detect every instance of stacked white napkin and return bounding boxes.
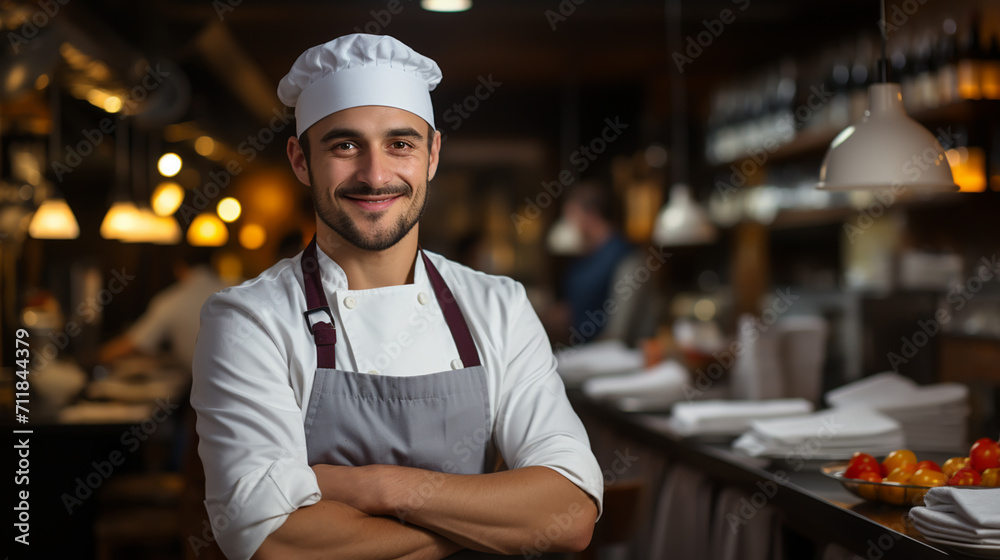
[582,360,690,411]
[910,487,1000,547]
[667,399,814,437]
[733,406,905,459]
[826,372,969,452]
[555,339,645,387]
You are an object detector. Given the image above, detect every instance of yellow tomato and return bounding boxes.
[856,471,882,500]
[911,468,948,487]
[878,481,907,505]
[982,468,1000,487]
[882,449,917,474]
[942,457,970,478]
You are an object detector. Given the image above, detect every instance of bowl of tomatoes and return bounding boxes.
[821,437,1000,507]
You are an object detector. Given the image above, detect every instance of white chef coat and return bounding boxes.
[190,247,604,560]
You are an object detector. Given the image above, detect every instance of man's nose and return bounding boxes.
[354,149,391,188]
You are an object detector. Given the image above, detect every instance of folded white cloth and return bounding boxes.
[910,488,1000,546]
[825,372,969,452]
[582,360,690,406]
[826,372,968,411]
[923,487,1000,528]
[733,407,905,459]
[555,339,645,386]
[910,507,1000,544]
[668,399,814,437]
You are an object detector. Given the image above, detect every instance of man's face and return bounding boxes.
[288,105,441,252]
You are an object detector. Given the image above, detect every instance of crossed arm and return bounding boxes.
[252,464,598,559]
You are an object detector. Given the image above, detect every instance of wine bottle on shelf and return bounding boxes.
[957,15,983,100]
[981,34,1000,101]
[826,48,852,129]
[915,34,939,111]
[900,35,921,112]
[935,22,959,106]
[849,36,873,122]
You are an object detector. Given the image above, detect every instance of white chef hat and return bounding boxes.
[277,34,442,137]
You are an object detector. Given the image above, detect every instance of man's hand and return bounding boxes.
[311,463,597,555]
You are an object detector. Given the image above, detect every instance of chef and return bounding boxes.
[191,34,603,560]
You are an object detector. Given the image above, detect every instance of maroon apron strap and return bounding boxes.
[302,236,337,369]
[421,250,482,368]
[302,235,481,370]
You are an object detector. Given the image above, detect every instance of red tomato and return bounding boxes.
[970,438,1000,473]
[947,467,982,486]
[848,452,880,471]
[845,462,881,479]
[914,460,941,473]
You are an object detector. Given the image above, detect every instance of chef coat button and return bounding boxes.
[344,296,357,309]
[417,292,429,305]
[450,358,463,370]
[368,369,379,375]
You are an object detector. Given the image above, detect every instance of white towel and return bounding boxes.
[669,399,814,437]
[555,339,645,386]
[910,488,1000,546]
[733,407,905,459]
[923,487,1000,528]
[583,359,690,403]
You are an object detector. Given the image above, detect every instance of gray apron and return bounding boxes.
[300,237,530,559]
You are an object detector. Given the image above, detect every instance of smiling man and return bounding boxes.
[191,34,603,560]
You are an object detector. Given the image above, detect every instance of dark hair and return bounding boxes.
[296,122,435,166]
[566,180,615,223]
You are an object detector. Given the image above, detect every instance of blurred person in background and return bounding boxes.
[98,246,230,370]
[553,181,634,345]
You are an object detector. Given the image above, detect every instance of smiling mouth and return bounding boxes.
[342,193,404,211]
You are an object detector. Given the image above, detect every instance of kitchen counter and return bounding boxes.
[569,391,972,559]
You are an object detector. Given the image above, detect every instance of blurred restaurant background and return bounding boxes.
[2,0,999,558]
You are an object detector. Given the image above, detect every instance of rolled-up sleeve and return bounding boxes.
[191,291,321,560]
[493,283,604,516]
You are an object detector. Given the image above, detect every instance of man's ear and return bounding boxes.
[427,129,442,182]
[287,136,311,186]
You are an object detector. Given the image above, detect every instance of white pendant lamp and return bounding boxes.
[817,0,957,192]
[100,200,141,239]
[28,198,80,239]
[651,0,718,247]
[653,184,718,246]
[818,83,957,191]
[30,87,80,239]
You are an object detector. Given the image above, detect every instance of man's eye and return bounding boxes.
[391,141,412,149]
[335,142,356,151]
